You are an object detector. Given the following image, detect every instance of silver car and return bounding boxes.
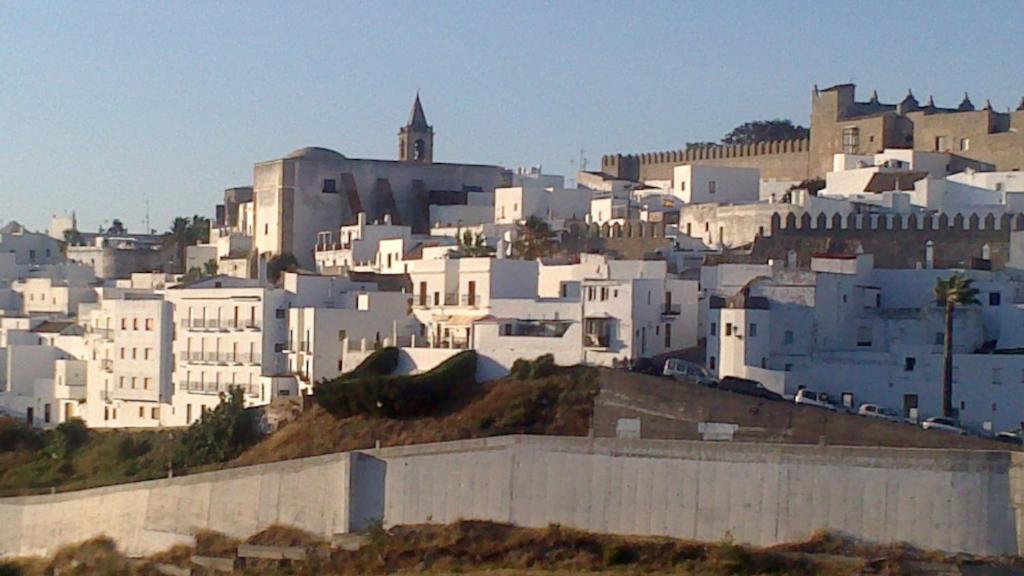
[921,417,968,435]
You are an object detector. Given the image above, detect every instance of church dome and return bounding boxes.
[283,147,346,161]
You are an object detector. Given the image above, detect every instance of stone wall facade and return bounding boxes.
[603,84,1024,182]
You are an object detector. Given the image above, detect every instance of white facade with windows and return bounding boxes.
[0,222,64,266]
[81,296,174,428]
[287,291,416,389]
[12,266,98,317]
[314,213,413,273]
[494,184,592,226]
[164,277,290,426]
[708,254,1024,432]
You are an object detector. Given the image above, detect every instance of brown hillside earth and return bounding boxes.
[232,366,599,467]
[595,369,1016,450]
[6,521,1022,576]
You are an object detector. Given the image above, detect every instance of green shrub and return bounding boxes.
[0,561,22,576]
[315,347,400,413]
[44,419,89,461]
[173,388,261,469]
[529,354,556,379]
[351,347,400,377]
[318,351,477,418]
[510,358,531,380]
[0,418,42,452]
[509,354,558,381]
[115,436,151,461]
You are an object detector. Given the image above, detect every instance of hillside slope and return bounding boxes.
[595,369,1013,450]
[234,366,598,466]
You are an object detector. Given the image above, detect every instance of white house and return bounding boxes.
[287,290,416,390]
[673,165,760,205]
[494,184,592,226]
[314,213,414,274]
[81,295,174,428]
[0,222,64,266]
[708,253,1024,433]
[164,276,291,426]
[12,265,98,317]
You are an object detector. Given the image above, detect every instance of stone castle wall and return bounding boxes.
[601,139,811,182]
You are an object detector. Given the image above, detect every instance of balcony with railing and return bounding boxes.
[180,351,262,366]
[88,326,114,340]
[100,359,114,373]
[661,303,681,316]
[180,318,263,332]
[179,380,259,396]
[410,292,478,309]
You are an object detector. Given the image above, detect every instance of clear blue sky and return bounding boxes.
[1,0,1021,233]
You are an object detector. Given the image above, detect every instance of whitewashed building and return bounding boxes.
[81,295,174,428]
[708,253,1024,432]
[164,276,291,426]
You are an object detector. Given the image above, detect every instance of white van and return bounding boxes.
[794,389,836,411]
[662,359,718,387]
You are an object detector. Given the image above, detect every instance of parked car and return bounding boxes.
[628,357,662,376]
[995,430,1024,445]
[793,389,837,411]
[921,417,968,435]
[662,359,718,387]
[718,376,783,401]
[857,403,905,423]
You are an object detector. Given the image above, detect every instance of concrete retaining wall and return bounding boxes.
[1,436,1022,558]
[382,437,1020,556]
[0,451,381,558]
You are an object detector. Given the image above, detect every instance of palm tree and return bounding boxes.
[457,229,490,257]
[202,259,219,276]
[934,273,980,418]
[267,252,299,285]
[62,228,83,246]
[163,216,211,272]
[513,216,556,260]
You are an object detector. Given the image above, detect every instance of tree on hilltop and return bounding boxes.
[721,119,809,145]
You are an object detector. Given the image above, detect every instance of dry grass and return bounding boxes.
[193,529,240,557]
[233,366,599,467]
[246,524,324,547]
[327,521,819,576]
[5,522,1022,576]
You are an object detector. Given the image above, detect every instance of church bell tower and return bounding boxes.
[399,93,434,163]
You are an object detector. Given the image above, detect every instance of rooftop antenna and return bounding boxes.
[144,197,151,234]
[578,148,588,172]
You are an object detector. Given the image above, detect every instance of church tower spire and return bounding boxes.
[399,93,434,163]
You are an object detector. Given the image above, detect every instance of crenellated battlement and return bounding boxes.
[769,211,1024,234]
[601,138,809,171]
[567,211,1024,244]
